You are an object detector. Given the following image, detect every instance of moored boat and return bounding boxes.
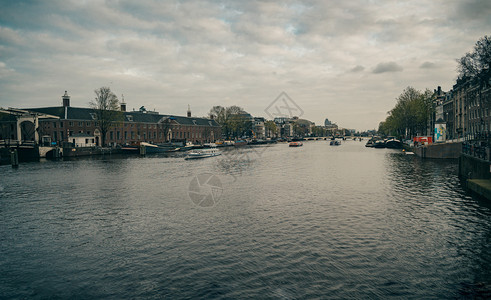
[385,138,403,149]
[373,140,386,148]
[330,140,341,146]
[122,142,180,154]
[234,140,248,147]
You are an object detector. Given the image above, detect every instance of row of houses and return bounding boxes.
[435,77,491,141]
[250,116,347,139]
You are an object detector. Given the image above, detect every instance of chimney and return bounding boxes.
[120,94,126,112]
[187,104,191,117]
[62,91,70,107]
[437,86,442,95]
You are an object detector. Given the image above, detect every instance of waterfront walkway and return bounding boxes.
[467,179,491,200]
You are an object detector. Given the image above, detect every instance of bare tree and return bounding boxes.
[90,87,121,146]
[457,35,491,83]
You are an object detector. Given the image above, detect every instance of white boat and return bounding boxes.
[185,148,222,160]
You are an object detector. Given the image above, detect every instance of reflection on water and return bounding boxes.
[0,141,490,299]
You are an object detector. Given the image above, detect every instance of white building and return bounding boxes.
[70,133,96,147]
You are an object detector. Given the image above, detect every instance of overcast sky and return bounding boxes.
[0,0,490,130]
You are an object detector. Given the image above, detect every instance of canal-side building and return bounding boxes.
[443,91,454,140]
[446,77,491,140]
[0,92,222,146]
[465,78,491,139]
[253,117,266,139]
[274,117,294,138]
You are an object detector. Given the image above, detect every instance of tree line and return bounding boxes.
[378,87,434,139]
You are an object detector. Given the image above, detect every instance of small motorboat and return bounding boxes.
[289,141,303,147]
[402,149,415,155]
[185,148,222,160]
[330,140,341,146]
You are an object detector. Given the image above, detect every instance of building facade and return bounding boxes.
[1,92,222,146]
[443,78,491,141]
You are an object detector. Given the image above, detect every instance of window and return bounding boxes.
[124,131,127,139]
[117,131,120,140]
[79,122,83,126]
[53,122,57,128]
[69,121,73,126]
[53,131,57,140]
[60,122,63,128]
[110,131,113,140]
[131,131,135,139]
[86,122,91,126]
[60,132,64,140]
[143,124,147,129]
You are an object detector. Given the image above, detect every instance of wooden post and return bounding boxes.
[10,148,19,168]
[54,147,61,158]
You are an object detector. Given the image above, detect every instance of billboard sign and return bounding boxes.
[434,123,446,142]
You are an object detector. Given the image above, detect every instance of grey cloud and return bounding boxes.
[420,61,436,69]
[455,0,491,22]
[372,62,403,74]
[0,0,489,131]
[350,65,365,72]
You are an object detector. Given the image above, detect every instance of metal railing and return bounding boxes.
[462,141,489,161]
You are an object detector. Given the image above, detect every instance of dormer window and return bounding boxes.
[90,113,97,120]
[192,120,197,125]
[126,115,133,122]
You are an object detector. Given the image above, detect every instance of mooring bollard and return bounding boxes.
[10,149,19,168]
[139,145,146,156]
[54,147,61,159]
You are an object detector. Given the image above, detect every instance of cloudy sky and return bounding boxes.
[0,0,490,130]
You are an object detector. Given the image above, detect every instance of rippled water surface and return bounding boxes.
[1,141,491,299]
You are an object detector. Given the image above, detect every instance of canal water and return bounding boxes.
[1,141,490,299]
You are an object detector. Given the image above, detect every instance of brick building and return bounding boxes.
[1,92,221,146]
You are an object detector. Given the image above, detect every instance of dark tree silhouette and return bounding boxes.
[90,87,121,146]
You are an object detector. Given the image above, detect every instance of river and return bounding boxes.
[1,140,490,298]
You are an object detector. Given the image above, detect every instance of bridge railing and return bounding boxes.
[0,140,38,148]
